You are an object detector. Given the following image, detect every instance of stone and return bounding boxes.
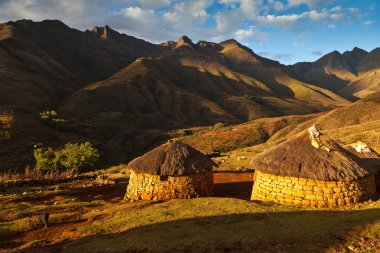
[305,195,316,200]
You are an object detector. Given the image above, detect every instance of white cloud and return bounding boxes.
[215,10,243,33]
[138,0,171,9]
[327,24,336,29]
[240,0,263,16]
[272,1,285,11]
[330,13,344,20]
[233,26,268,43]
[330,6,342,12]
[0,0,367,48]
[363,20,373,26]
[256,14,301,28]
[307,10,329,21]
[288,0,336,9]
[218,0,240,7]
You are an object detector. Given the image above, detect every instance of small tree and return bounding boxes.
[34,142,100,171]
[57,142,100,170]
[34,145,59,171]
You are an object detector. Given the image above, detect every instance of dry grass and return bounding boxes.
[0,167,77,185]
[0,169,379,253]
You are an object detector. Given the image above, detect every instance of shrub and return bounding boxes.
[242,94,254,100]
[34,142,99,171]
[213,122,228,129]
[34,145,59,171]
[183,129,193,136]
[242,94,264,105]
[39,110,70,131]
[57,142,100,170]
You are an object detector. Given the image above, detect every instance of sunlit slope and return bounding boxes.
[287,48,380,100]
[62,38,349,130]
[177,93,380,163]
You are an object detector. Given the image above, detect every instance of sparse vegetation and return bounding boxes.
[213,122,228,129]
[0,111,13,140]
[243,94,254,100]
[0,168,379,252]
[34,142,99,171]
[39,110,70,131]
[0,167,77,184]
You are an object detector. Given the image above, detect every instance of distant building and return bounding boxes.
[125,141,216,201]
[250,129,376,207]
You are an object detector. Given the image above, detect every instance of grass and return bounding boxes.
[0,169,379,253]
[0,167,78,185]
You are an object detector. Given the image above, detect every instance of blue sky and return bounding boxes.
[0,0,378,64]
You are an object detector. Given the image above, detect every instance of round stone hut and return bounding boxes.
[250,128,376,207]
[345,142,380,192]
[125,141,216,201]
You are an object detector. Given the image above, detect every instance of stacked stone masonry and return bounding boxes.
[251,171,376,207]
[125,170,214,201]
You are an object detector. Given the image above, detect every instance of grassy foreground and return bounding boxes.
[0,171,379,253]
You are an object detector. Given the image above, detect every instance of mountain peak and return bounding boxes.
[175,35,194,48]
[92,25,117,39]
[343,47,367,55]
[220,39,242,48]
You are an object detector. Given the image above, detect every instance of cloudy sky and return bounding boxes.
[0,0,378,64]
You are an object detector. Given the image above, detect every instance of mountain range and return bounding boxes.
[0,19,379,169]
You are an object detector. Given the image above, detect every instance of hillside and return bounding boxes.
[61,35,348,131]
[0,19,368,170]
[287,48,380,100]
[178,92,380,170]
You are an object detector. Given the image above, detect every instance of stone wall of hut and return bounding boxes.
[251,171,376,207]
[125,170,214,201]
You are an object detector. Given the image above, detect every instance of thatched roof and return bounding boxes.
[128,141,217,176]
[250,131,373,181]
[344,145,380,172]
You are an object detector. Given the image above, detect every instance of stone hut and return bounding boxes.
[250,128,376,207]
[345,142,380,192]
[125,141,216,201]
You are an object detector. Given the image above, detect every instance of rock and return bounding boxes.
[22,191,28,195]
[94,174,116,186]
[54,201,59,205]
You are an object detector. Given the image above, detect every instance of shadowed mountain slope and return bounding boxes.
[287,48,380,100]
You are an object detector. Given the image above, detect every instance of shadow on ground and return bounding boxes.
[23,208,380,253]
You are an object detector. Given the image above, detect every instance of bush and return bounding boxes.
[243,94,254,100]
[58,142,100,170]
[242,94,264,105]
[39,110,70,131]
[33,146,58,171]
[34,142,99,171]
[213,122,228,129]
[183,129,193,136]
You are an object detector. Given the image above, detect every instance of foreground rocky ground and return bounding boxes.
[0,168,379,253]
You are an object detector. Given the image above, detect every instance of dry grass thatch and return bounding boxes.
[128,141,218,176]
[344,145,380,172]
[250,131,374,181]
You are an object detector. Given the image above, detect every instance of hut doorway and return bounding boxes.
[213,171,255,200]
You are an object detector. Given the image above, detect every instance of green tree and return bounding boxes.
[33,145,59,171]
[34,142,100,171]
[57,142,100,170]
